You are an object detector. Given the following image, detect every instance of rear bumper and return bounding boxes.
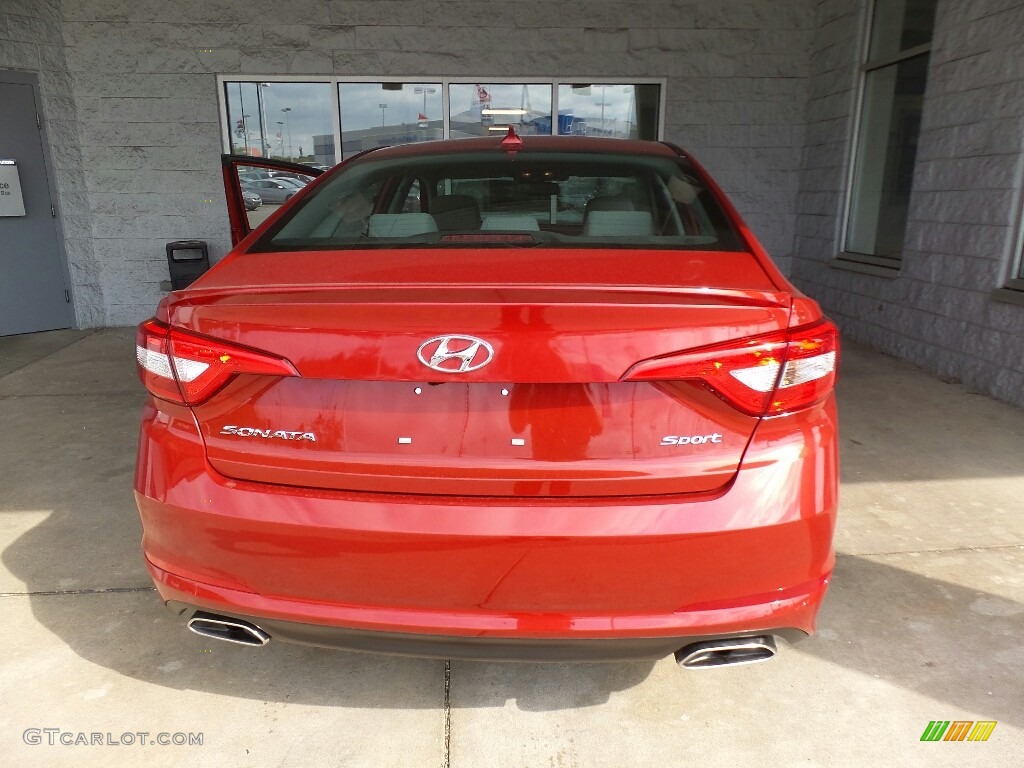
[166,598,808,661]
[135,397,838,653]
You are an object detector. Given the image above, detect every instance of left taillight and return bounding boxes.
[624,319,839,417]
[135,318,299,405]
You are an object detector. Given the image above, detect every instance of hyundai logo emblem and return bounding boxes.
[417,335,495,373]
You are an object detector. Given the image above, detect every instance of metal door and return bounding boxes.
[0,77,73,335]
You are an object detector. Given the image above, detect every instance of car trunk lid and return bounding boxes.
[169,248,791,497]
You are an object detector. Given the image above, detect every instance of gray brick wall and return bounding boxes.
[0,0,105,325]
[48,0,812,325]
[791,0,1024,408]
[6,0,1023,408]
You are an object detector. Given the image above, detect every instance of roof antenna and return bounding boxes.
[500,125,523,156]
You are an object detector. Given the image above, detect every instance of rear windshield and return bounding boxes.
[250,150,743,252]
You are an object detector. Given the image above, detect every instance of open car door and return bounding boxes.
[222,155,323,247]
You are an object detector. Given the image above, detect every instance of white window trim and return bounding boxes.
[1008,190,1024,290]
[215,75,667,155]
[1006,148,1024,290]
[838,2,932,270]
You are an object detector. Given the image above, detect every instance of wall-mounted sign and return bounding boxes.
[0,160,26,216]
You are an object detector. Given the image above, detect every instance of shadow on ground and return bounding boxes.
[4,502,1022,718]
[3,507,657,710]
[799,551,1023,729]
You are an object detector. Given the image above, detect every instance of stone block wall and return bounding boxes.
[5,0,1023,409]
[792,0,1024,408]
[48,0,813,324]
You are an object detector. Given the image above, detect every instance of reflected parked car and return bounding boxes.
[136,135,839,666]
[270,172,314,186]
[242,178,296,204]
[242,190,262,211]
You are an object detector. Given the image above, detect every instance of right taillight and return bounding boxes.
[623,319,839,417]
[136,318,299,405]
[764,321,838,415]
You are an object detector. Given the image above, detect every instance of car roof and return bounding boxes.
[357,136,681,161]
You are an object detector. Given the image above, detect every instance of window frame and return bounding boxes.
[215,75,667,159]
[838,1,934,272]
[1008,202,1024,291]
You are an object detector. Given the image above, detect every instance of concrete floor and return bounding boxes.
[1,328,1022,767]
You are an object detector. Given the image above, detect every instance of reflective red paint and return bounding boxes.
[134,137,839,659]
[134,395,837,638]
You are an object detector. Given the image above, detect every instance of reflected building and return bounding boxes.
[319,122,445,163]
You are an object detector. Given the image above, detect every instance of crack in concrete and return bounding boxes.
[0,391,143,399]
[0,586,156,597]
[841,543,1024,558]
[443,658,451,768]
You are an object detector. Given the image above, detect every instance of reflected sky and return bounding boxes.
[340,83,443,131]
[225,81,334,160]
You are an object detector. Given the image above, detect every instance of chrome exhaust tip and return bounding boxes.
[187,612,270,647]
[675,635,777,669]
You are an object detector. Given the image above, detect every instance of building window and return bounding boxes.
[843,0,937,269]
[557,84,661,139]
[224,81,335,165]
[338,82,443,161]
[448,83,553,138]
[219,77,664,167]
[1014,198,1024,287]
[1013,234,1024,290]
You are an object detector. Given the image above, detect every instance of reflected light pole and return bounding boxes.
[597,85,611,135]
[239,113,251,153]
[258,82,270,157]
[596,102,611,135]
[596,84,613,135]
[236,82,250,155]
[413,87,436,117]
[281,107,293,160]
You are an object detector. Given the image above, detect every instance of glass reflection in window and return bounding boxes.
[338,82,443,161]
[448,83,553,138]
[557,84,660,140]
[224,81,334,167]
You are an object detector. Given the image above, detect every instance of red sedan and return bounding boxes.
[135,134,838,668]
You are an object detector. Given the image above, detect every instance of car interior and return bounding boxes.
[250,152,743,251]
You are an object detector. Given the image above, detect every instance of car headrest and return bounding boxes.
[584,195,635,215]
[583,210,655,237]
[480,215,541,232]
[367,213,439,238]
[431,195,481,231]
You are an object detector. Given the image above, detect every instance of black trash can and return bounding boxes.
[165,240,210,290]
